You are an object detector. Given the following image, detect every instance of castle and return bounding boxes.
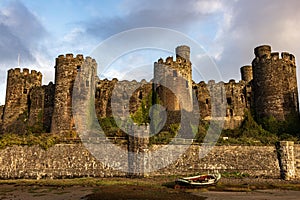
[0,45,299,135]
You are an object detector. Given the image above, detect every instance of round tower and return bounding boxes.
[3,68,42,131]
[176,45,190,61]
[240,65,253,83]
[254,45,271,58]
[154,45,193,112]
[252,45,299,122]
[51,54,84,134]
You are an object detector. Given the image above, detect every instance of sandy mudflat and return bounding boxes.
[0,184,300,200]
[195,190,300,200]
[0,177,300,200]
[0,185,94,200]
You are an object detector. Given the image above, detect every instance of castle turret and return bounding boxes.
[2,68,42,132]
[240,65,253,83]
[50,54,84,134]
[252,45,299,123]
[176,45,190,61]
[154,45,193,112]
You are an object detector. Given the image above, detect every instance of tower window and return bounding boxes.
[205,99,209,104]
[138,91,143,99]
[186,81,189,88]
[23,89,27,94]
[96,90,100,98]
[230,109,234,116]
[77,66,81,72]
[227,97,232,105]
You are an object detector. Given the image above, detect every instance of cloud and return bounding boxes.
[214,0,300,81]
[0,1,48,66]
[84,0,227,40]
[0,0,50,104]
[81,0,300,84]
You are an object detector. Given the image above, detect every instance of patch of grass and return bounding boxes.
[0,178,160,188]
[0,133,61,150]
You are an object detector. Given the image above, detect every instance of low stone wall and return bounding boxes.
[0,144,126,179]
[149,145,280,177]
[295,144,300,178]
[0,143,282,179]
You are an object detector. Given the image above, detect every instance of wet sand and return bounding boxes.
[0,185,93,200]
[195,190,300,200]
[0,184,300,200]
[0,177,299,200]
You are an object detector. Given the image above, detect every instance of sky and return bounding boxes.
[1,0,300,104]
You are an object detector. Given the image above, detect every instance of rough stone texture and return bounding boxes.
[278,141,296,180]
[2,68,42,132]
[252,45,299,121]
[149,145,280,177]
[154,45,193,112]
[241,65,253,83]
[277,141,300,180]
[128,125,149,177]
[28,83,55,132]
[50,54,85,134]
[0,144,281,179]
[194,80,248,129]
[0,45,299,134]
[0,144,126,179]
[294,144,300,178]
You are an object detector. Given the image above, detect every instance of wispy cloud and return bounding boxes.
[0,1,49,67]
[84,0,227,40]
[0,1,51,103]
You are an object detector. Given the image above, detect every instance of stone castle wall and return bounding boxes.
[154,45,193,112]
[0,45,299,134]
[277,141,300,180]
[28,83,55,132]
[50,54,85,134]
[0,144,281,179]
[2,68,42,133]
[252,45,299,121]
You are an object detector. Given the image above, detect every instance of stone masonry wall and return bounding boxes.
[293,144,300,178]
[0,144,280,179]
[149,145,279,177]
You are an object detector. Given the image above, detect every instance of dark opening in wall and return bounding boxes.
[186,81,189,88]
[206,99,209,104]
[86,80,89,87]
[139,91,143,99]
[96,90,100,98]
[77,66,81,72]
[227,97,232,105]
[230,109,234,116]
[23,89,27,94]
[247,97,251,103]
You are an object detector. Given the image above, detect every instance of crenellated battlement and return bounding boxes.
[56,53,84,60]
[155,56,190,66]
[254,45,271,58]
[195,78,247,87]
[85,56,97,64]
[8,68,42,79]
[254,45,296,67]
[252,45,299,122]
[1,45,299,136]
[55,54,85,67]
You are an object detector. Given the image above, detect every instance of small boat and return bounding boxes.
[175,173,221,188]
